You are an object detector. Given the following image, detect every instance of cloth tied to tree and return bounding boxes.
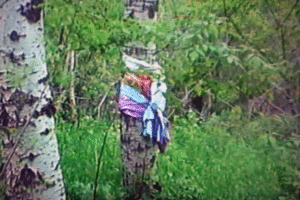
[119,54,170,147]
[122,73,152,99]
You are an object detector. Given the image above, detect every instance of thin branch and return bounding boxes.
[222,0,227,17]
[280,28,286,60]
[69,51,77,120]
[264,0,281,29]
[264,0,286,59]
[93,122,113,200]
[283,0,300,23]
[267,98,289,115]
[228,18,273,64]
[96,93,108,118]
[166,108,175,119]
[0,86,47,178]
[227,0,250,18]
[218,97,234,108]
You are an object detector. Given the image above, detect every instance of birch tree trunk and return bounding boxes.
[0,0,65,199]
[69,51,77,123]
[121,1,159,199]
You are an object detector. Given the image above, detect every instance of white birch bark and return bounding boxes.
[0,0,65,199]
[121,1,160,198]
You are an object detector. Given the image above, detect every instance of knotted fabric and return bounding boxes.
[119,84,170,145]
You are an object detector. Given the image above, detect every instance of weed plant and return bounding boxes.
[56,110,300,199]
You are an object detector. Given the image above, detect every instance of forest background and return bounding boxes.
[12,0,300,199]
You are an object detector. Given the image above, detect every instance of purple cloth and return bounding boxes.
[119,95,148,118]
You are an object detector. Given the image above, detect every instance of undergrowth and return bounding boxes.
[55,118,124,200]
[56,109,300,199]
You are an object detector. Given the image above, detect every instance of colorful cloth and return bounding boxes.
[122,73,152,99]
[120,54,171,147]
[119,84,170,145]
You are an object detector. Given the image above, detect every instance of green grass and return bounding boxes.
[55,119,124,200]
[156,113,300,199]
[56,111,300,199]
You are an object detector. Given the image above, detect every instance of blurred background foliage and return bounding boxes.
[44,0,300,121]
[42,0,300,199]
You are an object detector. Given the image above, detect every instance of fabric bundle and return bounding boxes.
[119,54,170,149]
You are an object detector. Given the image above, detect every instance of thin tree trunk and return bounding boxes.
[120,114,156,198]
[121,1,159,198]
[0,0,65,199]
[69,51,77,122]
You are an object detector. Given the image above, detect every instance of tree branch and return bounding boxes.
[283,0,300,23]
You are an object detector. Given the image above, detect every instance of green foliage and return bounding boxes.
[155,112,300,200]
[55,119,124,199]
[44,0,300,118]
[45,0,300,198]
[56,115,300,199]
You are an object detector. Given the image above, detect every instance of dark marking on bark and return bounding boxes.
[38,75,48,84]
[32,110,39,119]
[9,31,26,42]
[29,121,36,127]
[31,0,43,6]
[10,31,19,42]
[54,163,59,170]
[1,50,25,64]
[20,53,25,60]
[8,52,17,63]
[0,163,3,174]
[37,171,43,181]
[148,5,155,19]
[128,9,135,19]
[18,0,42,23]
[0,0,9,8]
[137,143,143,153]
[28,153,35,161]
[0,109,9,127]
[19,164,36,187]
[40,128,49,135]
[19,152,39,162]
[8,90,38,106]
[40,103,56,117]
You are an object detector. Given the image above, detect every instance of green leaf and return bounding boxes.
[189,51,199,62]
[227,56,234,64]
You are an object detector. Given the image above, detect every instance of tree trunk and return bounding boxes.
[120,114,156,198]
[121,1,160,198]
[0,0,65,199]
[69,51,77,123]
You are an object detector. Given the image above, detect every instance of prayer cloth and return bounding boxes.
[119,54,170,147]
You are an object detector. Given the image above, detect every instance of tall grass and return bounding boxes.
[156,111,300,199]
[56,110,300,199]
[55,119,124,199]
